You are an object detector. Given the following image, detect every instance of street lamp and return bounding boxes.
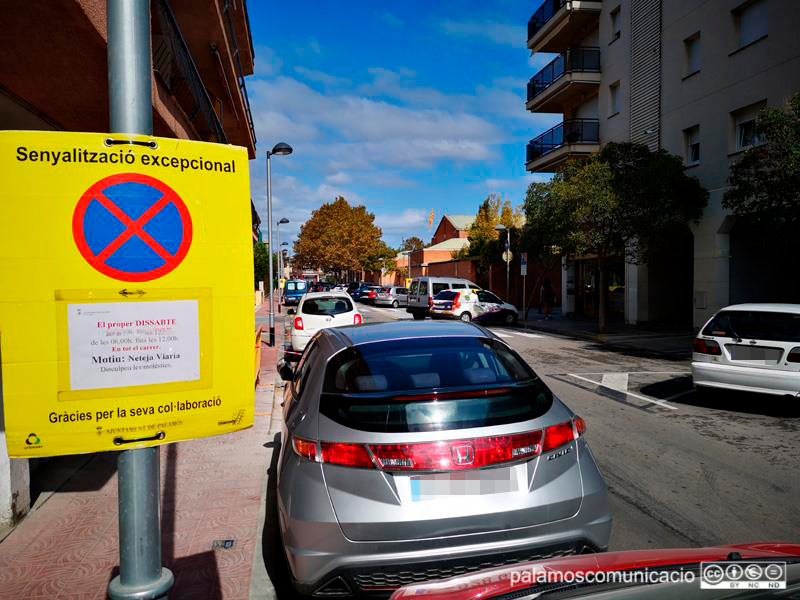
[276,218,290,313]
[265,143,293,347]
[280,242,289,280]
[496,224,511,301]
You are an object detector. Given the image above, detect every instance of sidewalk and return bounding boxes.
[0,304,282,599]
[521,310,695,360]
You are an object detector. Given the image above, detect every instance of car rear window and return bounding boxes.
[702,310,800,342]
[435,290,458,300]
[432,282,449,295]
[319,337,551,432]
[410,281,419,295]
[296,281,307,290]
[286,282,296,291]
[302,296,353,315]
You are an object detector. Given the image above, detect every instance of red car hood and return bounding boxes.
[390,543,800,600]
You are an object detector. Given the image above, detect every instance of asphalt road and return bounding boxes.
[358,303,800,551]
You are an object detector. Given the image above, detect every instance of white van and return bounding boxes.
[405,276,480,320]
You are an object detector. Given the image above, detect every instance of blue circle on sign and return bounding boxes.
[73,173,193,281]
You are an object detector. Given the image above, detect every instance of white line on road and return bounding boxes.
[568,373,679,410]
[601,372,629,392]
[570,371,691,376]
[494,329,543,338]
[493,332,514,338]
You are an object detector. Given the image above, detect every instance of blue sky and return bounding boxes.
[246,0,556,248]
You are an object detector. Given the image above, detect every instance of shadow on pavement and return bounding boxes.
[29,452,117,507]
[639,376,694,399]
[667,387,800,419]
[262,431,299,599]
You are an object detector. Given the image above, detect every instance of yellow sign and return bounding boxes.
[0,131,254,457]
[279,278,286,289]
[405,278,413,288]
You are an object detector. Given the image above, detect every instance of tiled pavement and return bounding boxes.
[0,302,281,599]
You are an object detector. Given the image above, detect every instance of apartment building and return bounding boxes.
[0,0,256,532]
[525,0,800,328]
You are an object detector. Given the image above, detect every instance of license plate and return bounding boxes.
[727,345,782,364]
[410,471,517,501]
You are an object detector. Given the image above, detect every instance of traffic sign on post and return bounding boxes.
[0,130,254,458]
[520,252,528,276]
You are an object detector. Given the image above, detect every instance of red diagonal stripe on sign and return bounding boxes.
[92,192,174,264]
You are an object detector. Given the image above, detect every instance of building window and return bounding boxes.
[684,125,700,165]
[610,6,621,42]
[732,101,766,151]
[684,33,700,75]
[609,81,620,115]
[734,0,767,49]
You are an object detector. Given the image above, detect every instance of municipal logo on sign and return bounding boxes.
[72,173,193,281]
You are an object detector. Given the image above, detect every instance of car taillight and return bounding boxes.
[293,316,304,330]
[788,347,800,363]
[692,338,721,355]
[320,442,375,469]
[354,313,363,325]
[369,291,376,298]
[453,292,462,309]
[369,430,543,471]
[292,436,319,462]
[428,296,433,308]
[542,421,579,452]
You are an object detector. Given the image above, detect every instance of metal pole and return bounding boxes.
[505,228,510,302]
[276,224,282,314]
[266,152,276,346]
[107,2,173,598]
[523,273,527,330]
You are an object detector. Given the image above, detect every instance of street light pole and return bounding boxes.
[506,227,511,302]
[106,2,173,598]
[265,152,275,346]
[264,144,292,347]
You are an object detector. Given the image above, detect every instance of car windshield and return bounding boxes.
[320,337,549,432]
[702,310,800,342]
[301,296,353,315]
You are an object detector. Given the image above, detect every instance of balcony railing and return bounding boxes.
[528,0,567,40]
[153,0,227,144]
[528,0,602,41]
[222,0,257,146]
[526,119,600,162]
[527,47,600,102]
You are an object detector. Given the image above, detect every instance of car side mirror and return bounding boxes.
[279,363,294,382]
[287,308,296,315]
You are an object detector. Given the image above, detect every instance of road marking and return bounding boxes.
[571,371,691,376]
[568,373,679,410]
[493,331,514,338]
[601,372,629,392]
[494,329,543,338]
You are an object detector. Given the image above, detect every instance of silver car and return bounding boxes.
[277,321,611,597]
[375,286,408,308]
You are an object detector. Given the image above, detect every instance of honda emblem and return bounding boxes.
[452,444,474,466]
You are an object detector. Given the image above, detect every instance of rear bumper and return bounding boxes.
[692,360,800,396]
[291,331,312,351]
[302,539,601,597]
[279,443,611,597]
[284,296,302,305]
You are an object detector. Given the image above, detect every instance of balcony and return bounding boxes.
[525,119,600,172]
[528,0,603,53]
[526,47,600,113]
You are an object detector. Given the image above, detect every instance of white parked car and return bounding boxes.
[431,288,520,325]
[692,303,800,396]
[288,291,363,352]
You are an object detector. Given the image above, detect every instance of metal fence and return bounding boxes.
[527,47,601,102]
[526,119,600,162]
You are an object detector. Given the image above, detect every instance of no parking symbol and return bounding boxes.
[72,173,193,282]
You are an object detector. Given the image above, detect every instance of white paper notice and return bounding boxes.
[67,300,201,391]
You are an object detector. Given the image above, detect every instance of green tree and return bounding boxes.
[523,144,707,331]
[400,236,424,251]
[723,94,800,231]
[253,242,278,288]
[292,196,388,273]
[362,240,396,273]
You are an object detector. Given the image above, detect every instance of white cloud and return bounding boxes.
[252,45,283,78]
[325,171,352,184]
[294,66,351,88]
[375,208,427,234]
[438,19,526,48]
[379,12,404,28]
